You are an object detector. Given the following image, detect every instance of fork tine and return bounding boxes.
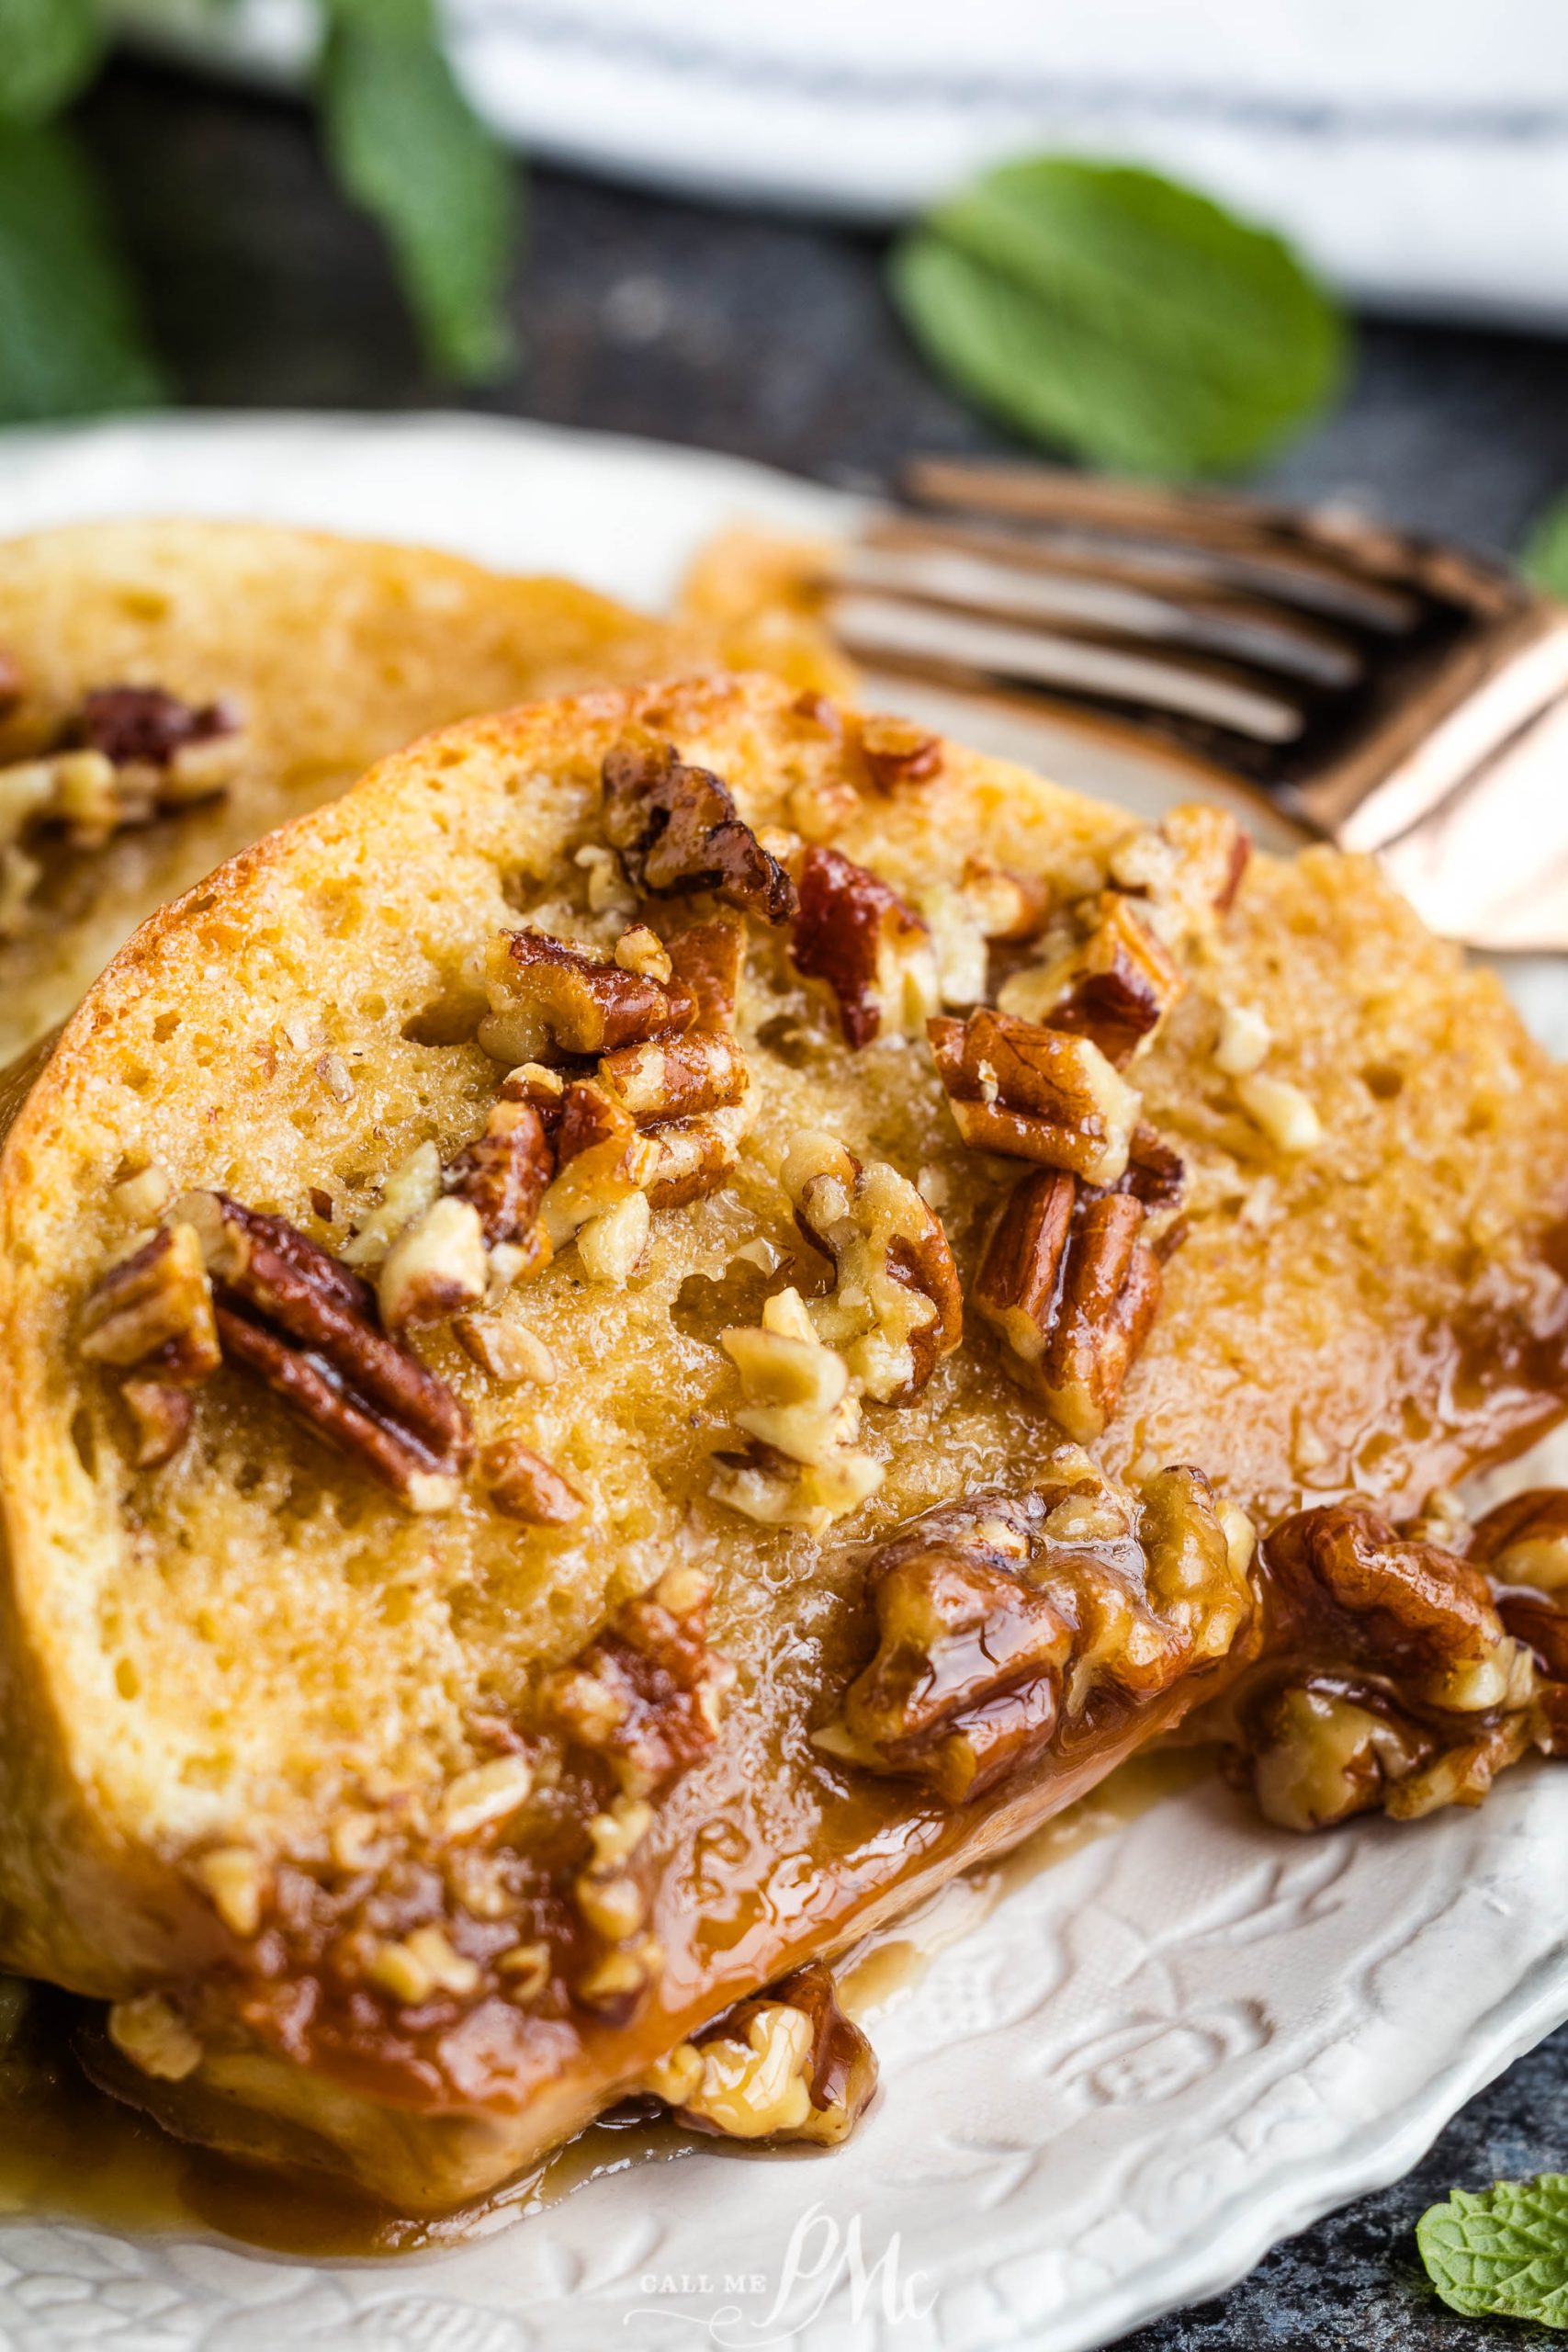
[903,458,1435,632]
[843,526,1366,690]
[829,587,1305,744]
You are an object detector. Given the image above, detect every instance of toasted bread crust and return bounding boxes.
[3,672,1567,2204]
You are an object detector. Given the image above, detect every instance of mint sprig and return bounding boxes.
[892,156,1348,477]
[1417,2173,1568,2326]
[1524,496,1568,603]
[319,0,519,382]
[0,118,166,420]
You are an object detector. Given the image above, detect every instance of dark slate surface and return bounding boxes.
[81,55,1568,2347]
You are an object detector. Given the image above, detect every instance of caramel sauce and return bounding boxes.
[0,1747,1210,2260]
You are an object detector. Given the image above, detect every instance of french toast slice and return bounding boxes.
[0,519,847,1062]
[2,672,1567,2208]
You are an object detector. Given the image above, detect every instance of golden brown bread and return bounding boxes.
[2,671,1567,2207]
[0,519,848,1063]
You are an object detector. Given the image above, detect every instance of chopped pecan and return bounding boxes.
[74,685,238,774]
[713,1285,883,1532]
[929,1007,1141,1188]
[540,1079,658,1244]
[782,1130,962,1401]
[857,713,942,793]
[1118,1123,1186,1212]
[479,927,694,1066]
[444,1097,555,1249]
[479,1437,584,1525]
[80,1221,220,1385]
[544,1565,735,1797]
[177,1189,473,1512]
[999,894,1185,1068]
[641,1103,749,1211]
[790,844,938,1049]
[1108,802,1251,943]
[664,913,745,1030]
[1470,1489,1568,1594]
[377,1195,489,1332]
[972,1171,1160,1440]
[0,648,20,715]
[120,1375,195,1469]
[821,1500,1074,1804]
[599,1028,747,1122]
[601,736,796,925]
[648,1961,878,2146]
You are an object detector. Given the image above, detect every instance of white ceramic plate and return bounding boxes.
[2,412,1567,2352]
[115,0,1568,324]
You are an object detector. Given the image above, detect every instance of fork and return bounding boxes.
[822,458,1568,953]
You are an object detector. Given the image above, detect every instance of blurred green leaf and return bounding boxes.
[1417,2175,1568,2325]
[0,0,104,125]
[0,119,166,422]
[892,157,1348,476]
[1523,495,1568,601]
[319,0,518,383]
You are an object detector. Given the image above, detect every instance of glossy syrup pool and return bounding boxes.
[0,1748,1212,2259]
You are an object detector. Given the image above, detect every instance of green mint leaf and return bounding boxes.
[0,0,104,125]
[1523,496,1568,603]
[1417,2174,1568,2326]
[892,157,1348,477]
[0,119,166,422]
[319,0,518,383]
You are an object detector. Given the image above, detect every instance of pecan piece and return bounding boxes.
[0,648,20,716]
[857,713,942,793]
[444,1096,554,1248]
[648,1961,878,2145]
[641,1102,750,1212]
[782,1130,962,1402]
[972,1171,1160,1440]
[479,928,694,1066]
[1471,1489,1568,1594]
[1000,893,1185,1068]
[1108,802,1251,943]
[479,1438,584,1525]
[80,1221,220,1385]
[177,1189,473,1512]
[821,1503,1074,1804]
[74,685,238,775]
[665,913,745,1031]
[790,843,938,1048]
[540,1079,658,1244]
[929,1007,1141,1187]
[1262,1501,1515,1707]
[544,1565,735,1797]
[712,1286,883,1532]
[601,736,796,925]
[120,1374,196,1469]
[599,1028,747,1122]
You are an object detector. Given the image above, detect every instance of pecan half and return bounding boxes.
[790,844,938,1048]
[972,1172,1160,1441]
[649,1960,878,2146]
[824,1502,1074,1804]
[544,1565,735,1797]
[1219,1497,1553,1832]
[601,736,796,925]
[479,927,694,1066]
[929,1007,1141,1188]
[177,1190,473,1512]
[783,1130,962,1402]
